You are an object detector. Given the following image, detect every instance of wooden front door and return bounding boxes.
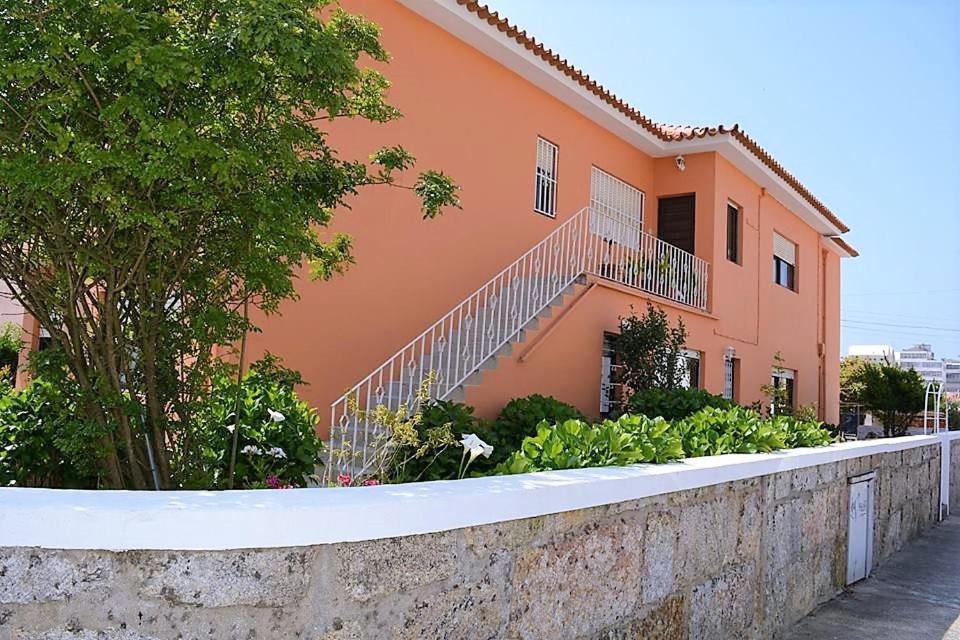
[657,195,696,254]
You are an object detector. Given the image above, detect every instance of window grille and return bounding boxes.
[534,137,558,216]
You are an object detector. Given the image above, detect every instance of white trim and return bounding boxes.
[822,236,857,258]
[395,0,847,237]
[0,436,939,551]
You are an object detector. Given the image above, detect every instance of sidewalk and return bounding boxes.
[783,517,960,640]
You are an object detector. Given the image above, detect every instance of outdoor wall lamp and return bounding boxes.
[724,346,736,361]
[675,155,686,172]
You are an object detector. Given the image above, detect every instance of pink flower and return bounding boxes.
[362,479,380,486]
[266,475,281,489]
[337,473,352,487]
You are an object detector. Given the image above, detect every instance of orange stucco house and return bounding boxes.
[16,0,856,456]
[242,0,858,457]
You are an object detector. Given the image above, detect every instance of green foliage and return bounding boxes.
[850,364,925,437]
[396,400,490,482]
[775,414,836,449]
[0,323,20,385]
[760,352,791,416]
[0,375,103,488]
[612,303,687,394]
[626,387,733,421]
[675,406,832,457]
[0,0,459,488]
[494,405,833,476]
[840,357,872,404]
[495,415,683,475]
[180,358,321,489]
[491,394,585,467]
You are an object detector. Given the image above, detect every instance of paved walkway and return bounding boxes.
[784,518,960,640]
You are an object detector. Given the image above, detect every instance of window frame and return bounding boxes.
[723,357,738,401]
[772,232,798,291]
[726,201,741,264]
[533,136,559,218]
[771,367,797,414]
[682,348,702,390]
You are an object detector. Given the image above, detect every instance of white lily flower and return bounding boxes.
[225,423,235,434]
[240,445,263,456]
[460,433,493,463]
[267,409,286,423]
[267,446,287,459]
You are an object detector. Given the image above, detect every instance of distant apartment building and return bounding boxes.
[846,344,894,365]
[895,344,960,391]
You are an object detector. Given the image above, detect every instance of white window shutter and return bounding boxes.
[773,232,796,265]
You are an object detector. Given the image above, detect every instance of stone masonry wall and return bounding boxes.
[0,444,941,640]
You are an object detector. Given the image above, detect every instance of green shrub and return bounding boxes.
[397,399,490,482]
[625,387,733,421]
[491,394,585,466]
[775,415,835,449]
[674,406,786,456]
[0,376,103,488]
[495,415,683,475]
[180,358,321,489]
[674,406,834,457]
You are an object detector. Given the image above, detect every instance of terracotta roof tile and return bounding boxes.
[454,0,851,234]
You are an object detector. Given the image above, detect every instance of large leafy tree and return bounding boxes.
[852,363,925,437]
[0,0,459,488]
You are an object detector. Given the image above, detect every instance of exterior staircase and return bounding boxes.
[325,206,709,480]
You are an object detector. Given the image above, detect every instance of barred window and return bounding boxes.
[534,137,558,217]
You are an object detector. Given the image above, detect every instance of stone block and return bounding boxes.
[773,472,792,501]
[390,577,505,640]
[641,510,677,603]
[904,447,922,468]
[0,549,114,605]
[689,562,756,640]
[764,500,800,571]
[462,514,547,557]
[737,486,762,559]
[791,466,820,494]
[676,493,741,581]
[138,548,309,607]
[597,596,688,640]
[507,514,645,640]
[817,462,842,486]
[336,531,458,603]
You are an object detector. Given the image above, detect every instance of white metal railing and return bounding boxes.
[326,206,709,479]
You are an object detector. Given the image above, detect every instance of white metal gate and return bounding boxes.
[846,472,876,584]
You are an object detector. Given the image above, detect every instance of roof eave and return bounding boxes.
[397,0,851,237]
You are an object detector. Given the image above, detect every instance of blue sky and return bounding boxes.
[486,0,960,359]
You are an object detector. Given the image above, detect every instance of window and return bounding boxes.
[723,357,737,400]
[657,195,696,254]
[726,202,740,263]
[771,368,796,414]
[600,333,626,417]
[773,232,797,290]
[37,326,53,352]
[681,349,701,390]
[589,167,644,249]
[534,137,558,216]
